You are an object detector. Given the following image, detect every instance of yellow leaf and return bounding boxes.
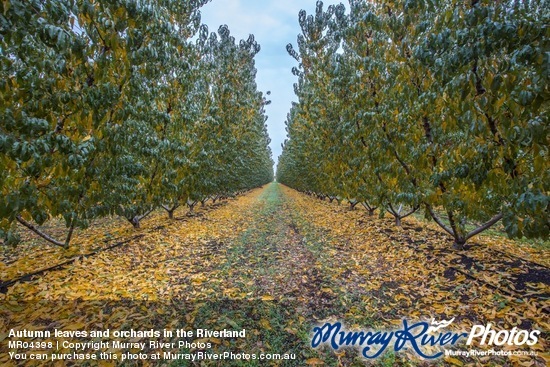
[97,361,116,367]
[261,295,274,301]
[259,318,272,330]
[444,356,463,366]
[305,357,325,365]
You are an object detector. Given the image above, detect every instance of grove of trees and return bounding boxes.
[1,0,274,247]
[277,0,548,247]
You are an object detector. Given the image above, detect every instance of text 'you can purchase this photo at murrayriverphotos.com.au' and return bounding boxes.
[6,327,298,363]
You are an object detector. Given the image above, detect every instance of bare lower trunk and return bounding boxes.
[65,221,76,247]
[128,217,140,229]
[387,204,403,227]
[128,209,154,229]
[361,202,377,216]
[387,203,419,227]
[426,205,503,248]
[161,204,178,219]
[187,201,197,214]
[453,238,466,250]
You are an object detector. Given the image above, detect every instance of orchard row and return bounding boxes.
[277,0,548,247]
[0,0,274,247]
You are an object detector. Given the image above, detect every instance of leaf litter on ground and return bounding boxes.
[0,183,548,366]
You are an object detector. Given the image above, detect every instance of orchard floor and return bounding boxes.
[1,183,548,366]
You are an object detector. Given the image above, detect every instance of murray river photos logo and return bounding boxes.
[311,318,541,359]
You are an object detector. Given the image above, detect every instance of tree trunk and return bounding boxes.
[161,204,178,219]
[129,217,140,229]
[426,205,502,248]
[64,220,76,247]
[127,209,153,229]
[395,216,401,226]
[387,204,402,227]
[387,204,418,227]
[452,238,466,250]
[361,202,377,216]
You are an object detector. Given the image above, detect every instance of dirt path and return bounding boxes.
[214,183,339,317]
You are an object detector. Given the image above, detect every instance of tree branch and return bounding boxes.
[137,208,154,222]
[361,202,377,212]
[426,205,454,237]
[466,213,503,240]
[16,215,66,248]
[387,203,399,217]
[401,205,419,219]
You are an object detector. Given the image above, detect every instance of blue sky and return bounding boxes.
[198,0,343,167]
